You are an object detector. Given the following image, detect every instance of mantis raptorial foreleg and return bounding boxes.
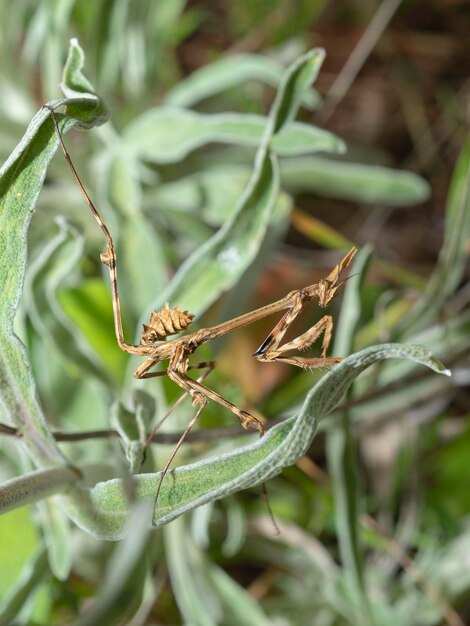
[257,314,336,360]
[253,290,339,368]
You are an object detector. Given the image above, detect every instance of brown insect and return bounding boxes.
[44,105,356,522]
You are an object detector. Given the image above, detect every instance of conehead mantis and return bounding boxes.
[43,104,356,523]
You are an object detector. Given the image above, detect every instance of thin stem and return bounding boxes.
[0,353,458,446]
[0,421,266,444]
[320,0,403,124]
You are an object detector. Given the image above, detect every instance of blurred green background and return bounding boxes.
[0,1,469,624]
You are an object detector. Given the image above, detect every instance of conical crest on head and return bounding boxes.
[325,247,357,284]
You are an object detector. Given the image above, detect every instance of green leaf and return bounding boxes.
[110,391,156,473]
[164,516,271,626]
[0,38,108,585]
[119,214,168,317]
[441,141,470,292]
[150,165,252,223]
[36,499,71,581]
[62,344,449,539]
[60,37,100,101]
[354,310,467,412]
[58,37,108,124]
[122,108,343,164]
[0,38,107,466]
[58,279,128,382]
[75,504,151,626]
[102,152,142,217]
[24,218,109,384]
[273,122,345,155]
[0,466,88,514]
[164,52,320,109]
[0,463,115,516]
[207,562,272,626]
[0,507,39,600]
[0,548,48,626]
[281,156,431,206]
[165,518,220,626]
[398,142,470,335]
[270,49,324,133]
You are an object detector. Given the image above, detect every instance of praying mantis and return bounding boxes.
[43,105,356,519]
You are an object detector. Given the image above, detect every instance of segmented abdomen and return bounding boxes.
[140,303,194,345]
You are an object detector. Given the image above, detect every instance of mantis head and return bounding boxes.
[317,247,357,307]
